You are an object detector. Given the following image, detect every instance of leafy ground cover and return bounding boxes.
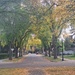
[0,67,75,75]
[0,68,28,75]
[44,67,75,75]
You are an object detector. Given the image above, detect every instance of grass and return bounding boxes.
[44,67,75,75]
[0,53,8,59]
[4,57,24,63]
[64,55,75,60]
[0,68,28,75]
[45,56,61,62]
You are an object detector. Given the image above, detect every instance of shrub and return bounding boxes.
[0,53,8,59]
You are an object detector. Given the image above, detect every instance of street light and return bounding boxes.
[0,41,1,52]
[60,34,65,61]
[62,40,64,61]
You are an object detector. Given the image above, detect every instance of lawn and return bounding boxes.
[44,67,75,75]
[64,55,75,60]
[45,56,61,62]
[0,68,28,75]
[4,57,24,63]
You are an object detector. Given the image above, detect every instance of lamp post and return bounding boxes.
[0,41,1,52]
[62,40,64,61]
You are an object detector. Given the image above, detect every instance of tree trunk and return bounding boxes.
[45,50,47,56]
[9,44,12,60]
[0,41,1,52]
[49,42,52,57]
[44,46,47,56]
[15,47,18,58]
[57,48,60,56]
[19,49,23,57]
[53,47,57,59]
[52,35,57,59]
[23,46,26,55]
[49,47,51,57]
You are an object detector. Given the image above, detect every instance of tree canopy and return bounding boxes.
[0,0,75,59]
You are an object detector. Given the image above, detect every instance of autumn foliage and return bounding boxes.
[0,68,29,75]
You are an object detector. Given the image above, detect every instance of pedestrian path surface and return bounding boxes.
[28,68,45,75]
[0,53,75,68]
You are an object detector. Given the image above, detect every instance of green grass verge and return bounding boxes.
[0,53,8,59]
[0,53,15,59]
[4,57,24,63]
[45,56,61,62]
[64,55,75,60]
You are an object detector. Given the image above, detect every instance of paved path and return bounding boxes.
[0,54,75,75]
[28,68,45,75]
[0,54,75,68]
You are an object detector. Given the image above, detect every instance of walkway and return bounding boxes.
[0,54,75,68]
[0,54,75,75]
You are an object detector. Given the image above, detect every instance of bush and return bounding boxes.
[0,53,8,59]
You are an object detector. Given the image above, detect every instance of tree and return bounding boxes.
[0,0,75,59]
[26,34,42,52]
[0,0,32,59]
[28,0,75,59]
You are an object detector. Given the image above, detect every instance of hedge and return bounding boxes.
[0,53,9,59]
